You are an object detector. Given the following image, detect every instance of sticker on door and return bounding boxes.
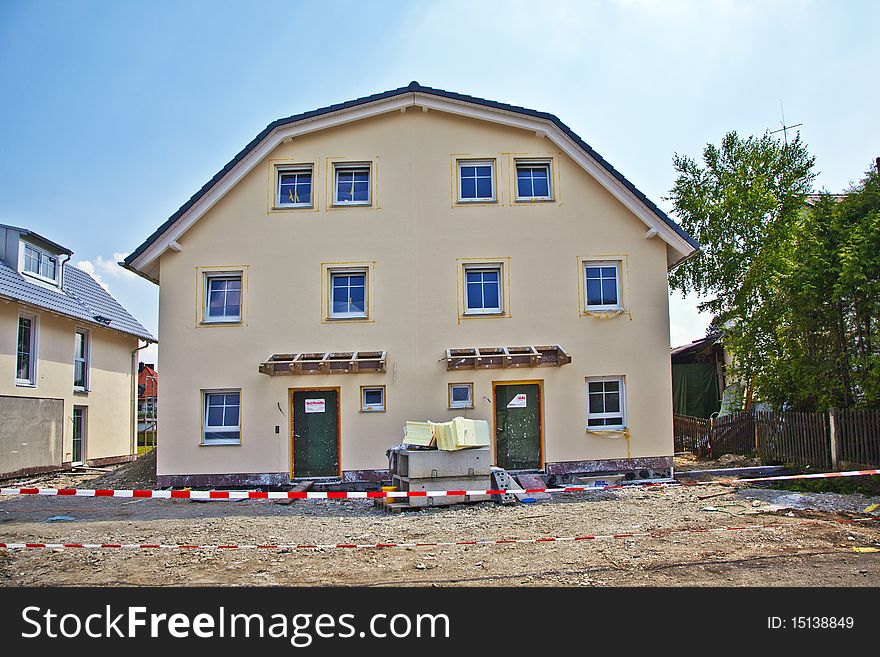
[507,393,527,408]
[304,399,326,413]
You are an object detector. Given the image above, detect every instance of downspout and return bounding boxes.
[131,341,150,457]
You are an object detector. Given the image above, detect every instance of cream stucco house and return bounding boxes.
[123,83,698,487]
[1,225,155,478]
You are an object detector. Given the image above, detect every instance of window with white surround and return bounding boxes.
[20,242,59,286]
[276,166,313,207]
[464,264,502,315]
[334,164,370,205]
[360,386,385,412]
[16,313,37,386]
[203,390,241,444]
[516,161,552,200]
[449,383,474,409]
[457,160,495,202]
[584,261,621,310]
[329,269,368,319]
[587,377,626,429]
[73,328,90,391]
[204,272,242,323]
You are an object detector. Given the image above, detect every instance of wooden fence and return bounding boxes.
[674,408,879,470]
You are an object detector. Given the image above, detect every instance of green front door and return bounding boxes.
[291,389,339,478]
[494,383,542,471]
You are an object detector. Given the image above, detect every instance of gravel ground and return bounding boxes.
[1,474,879,586]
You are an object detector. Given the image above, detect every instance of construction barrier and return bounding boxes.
[1,468,878,501]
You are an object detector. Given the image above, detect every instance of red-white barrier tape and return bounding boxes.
[1,469,878,501]
[2,517,878,551]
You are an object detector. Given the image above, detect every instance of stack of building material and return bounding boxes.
[403,417,491,450]
[383,446,493,509]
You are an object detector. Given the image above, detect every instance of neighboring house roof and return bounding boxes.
[138,363,158,398]
[0,258,156,342]
[805,193,848,207]
[123,82,699,283]
[671,332,722,359]
[0,223,73,256]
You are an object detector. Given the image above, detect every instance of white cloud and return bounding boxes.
[75,252,136,292]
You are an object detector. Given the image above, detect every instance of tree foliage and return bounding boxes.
[668,131,879,410]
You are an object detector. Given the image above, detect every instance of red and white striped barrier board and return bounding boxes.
[1,469,878,501]
[2,516,877,551]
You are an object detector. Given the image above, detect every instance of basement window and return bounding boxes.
[448,383,474,409]
[360,386,385,412]
[203,390,241,444]
[587,377,626,429]
[334,164,371,205]
[276,166,313,207]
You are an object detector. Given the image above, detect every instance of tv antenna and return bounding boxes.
[770,99,802,147]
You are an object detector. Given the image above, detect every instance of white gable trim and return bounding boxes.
[128,92,695,279]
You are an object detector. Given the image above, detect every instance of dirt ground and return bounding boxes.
[1,460,879,587]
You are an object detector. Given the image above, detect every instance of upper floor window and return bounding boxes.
[334,164,370,205]
[16,313,37,386]
[204,272,242,323]
[21,243,59,285]
[587,377,626,429]
[276,166,313,207]
[329,269,367,319]
[464,264,503,315]
[458,160,495,202]
[73,328,90,391]
[516,161,552,200]
[584,262,621,310]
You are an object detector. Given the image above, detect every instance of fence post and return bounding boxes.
[828,408,840,471]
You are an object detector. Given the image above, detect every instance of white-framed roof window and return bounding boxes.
[19,241,60,286]
[457,160,495,202]
[334,164,371,205]
[584,261,622,311]
[73,328,90,391]
[515,160,552,200]
[329,268,368,319]
[204,272,242,323]
[463,263,503,315]
[276,166,313,207]
[587,376,626,430]
[15,312,38,387]
[449,383,474,409]
[203,389,241,445]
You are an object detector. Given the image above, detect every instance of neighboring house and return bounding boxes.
[671,333,726,419]
[123,82,699,487]
[137,362,158,451]
[0,224,155,478]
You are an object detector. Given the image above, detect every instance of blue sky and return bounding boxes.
[2,0,878,363]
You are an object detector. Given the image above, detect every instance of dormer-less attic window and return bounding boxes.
[21,242,60,286]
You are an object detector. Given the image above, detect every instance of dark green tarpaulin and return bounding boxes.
[673,362,720,418]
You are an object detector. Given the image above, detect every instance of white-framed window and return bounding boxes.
[276,166,313,207]
[73,328,90,391]
[464,263,503,315]
[587,377,626,429]
[334,164,371,205]
[329,269,368,319]
[448,383,474,409]
[203,390,241,444]
[584,261,621,310]
[20,242,60,286]
[15,313,38,386]
[360,386,385,412]
[515,161,552,200]
[457,160,495,202]
[204,272,242,323]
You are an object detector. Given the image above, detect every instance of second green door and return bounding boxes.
[494,382,542,471]
[291,389,339,478]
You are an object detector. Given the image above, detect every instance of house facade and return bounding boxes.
[124,83,698,487]
[0,225,155,478]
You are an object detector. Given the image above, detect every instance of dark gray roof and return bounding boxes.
[0,258,155,342]
[124,82,699,270]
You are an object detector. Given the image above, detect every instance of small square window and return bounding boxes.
[458,160,495,202]
[204,273,242,323]
[361,386,385,412]
[584,262,621,310]
[329,269,368,319]
[277,166,312,207]
[449,383,474,409]
[464,264,502,315]
[586,377,626,429]
[516,161,552,200]
[334,164,371,205]
[203,390,241,444]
